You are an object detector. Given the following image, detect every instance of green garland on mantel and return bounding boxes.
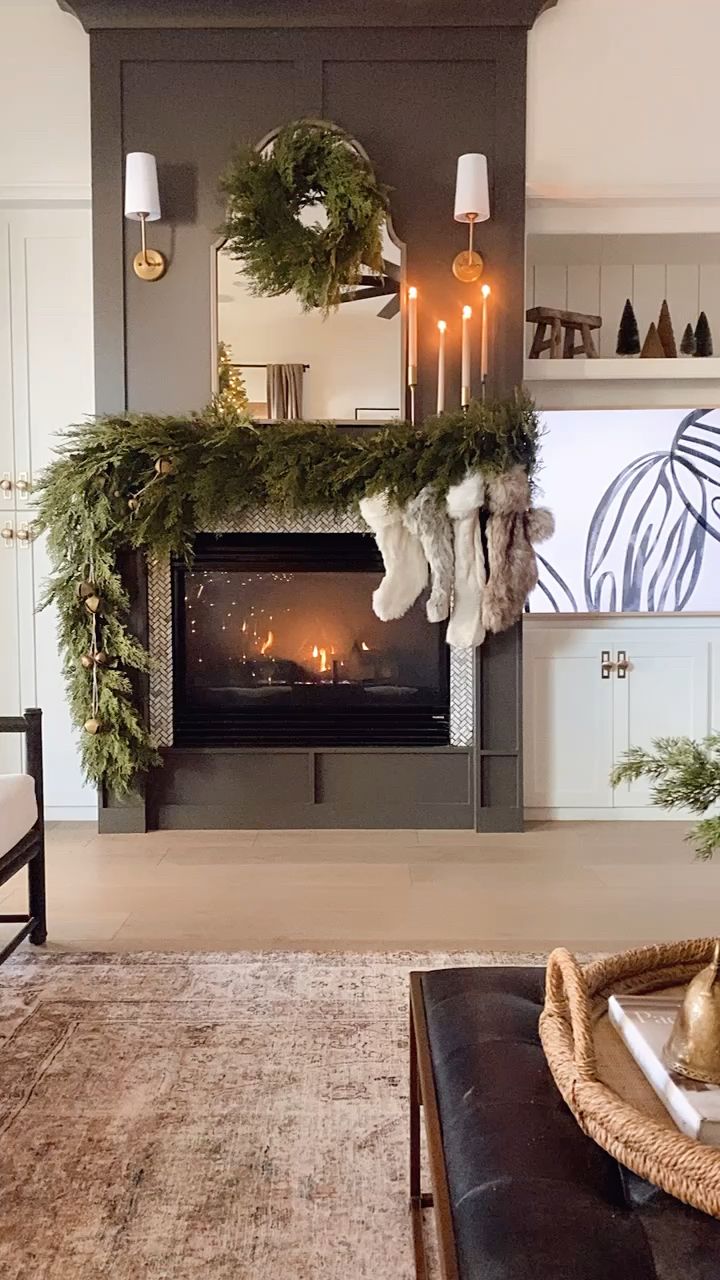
[35,399,540,796]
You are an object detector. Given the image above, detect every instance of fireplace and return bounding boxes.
[172,533,450,747]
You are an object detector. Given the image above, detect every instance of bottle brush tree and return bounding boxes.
[612,733,720,859]
[695,311,714,357]
[616,298,640,356]
[680,322,697,356]
[657,299,677,357]
[640,321,665,358]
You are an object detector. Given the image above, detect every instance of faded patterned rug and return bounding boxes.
[0,950,546,1279]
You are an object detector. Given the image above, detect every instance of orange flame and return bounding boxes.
[361,641,370,652]
[260,630,274,655]
[319,648,329,673]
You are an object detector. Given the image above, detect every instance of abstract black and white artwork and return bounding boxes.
[529,408,720,613]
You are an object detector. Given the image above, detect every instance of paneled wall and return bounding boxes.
[526,234,720,358]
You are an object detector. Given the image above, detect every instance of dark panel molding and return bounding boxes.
[66,2,544,830]
[60,1,557,31]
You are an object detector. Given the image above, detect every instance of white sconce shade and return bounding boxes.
[124,152,161,221]
[454,153,490,223]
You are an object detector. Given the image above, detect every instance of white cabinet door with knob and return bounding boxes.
[524,617,720,819]
[523,626,616,809]
[612,631,714,810]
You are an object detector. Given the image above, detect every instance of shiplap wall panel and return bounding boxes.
[666,264,700,350]
[599,265,632,356]
[567,265,601,351]
[533,265,568,313]
[631,265,666,348]
[700,265,720,341]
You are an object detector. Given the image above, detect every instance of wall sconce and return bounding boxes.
[452,153,489,283]
[124,152,167,282]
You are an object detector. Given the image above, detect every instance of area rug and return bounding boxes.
[0,949,547,1279]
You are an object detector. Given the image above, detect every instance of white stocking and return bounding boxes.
[359,492,428,621]
[445,472,486,649]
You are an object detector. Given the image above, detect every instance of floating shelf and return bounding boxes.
[524,357,720,410]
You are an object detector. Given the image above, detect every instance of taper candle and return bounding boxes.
[461,305,472,407]
[480,283,491,395]
[407,286,418,385]
[437,320,447,413]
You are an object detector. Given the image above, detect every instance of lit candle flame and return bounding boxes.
[463,305,472,319]
[361,641,370,651]
[319,648,329,673]
[437,320,447,333]
[481,283,491,298]
[260,630,274,655]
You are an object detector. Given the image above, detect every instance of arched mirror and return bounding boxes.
[213,131,404,423]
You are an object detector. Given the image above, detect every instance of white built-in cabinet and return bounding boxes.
[523,616,720,818]
[0,207,95,817]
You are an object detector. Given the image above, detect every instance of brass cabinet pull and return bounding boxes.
[600,649,614,679]
[15,475,31,496]
[16,523,33,544]
[1,523,14,544]
[0,475,11,495]
[616,649,630,678]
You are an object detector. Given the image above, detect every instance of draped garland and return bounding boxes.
[34,399,541,796]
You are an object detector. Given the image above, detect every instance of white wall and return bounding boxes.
[0,0,90,197]
[1,0,719,202]
[528,0,720,198]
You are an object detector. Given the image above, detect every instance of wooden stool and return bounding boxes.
[526,306,602,359]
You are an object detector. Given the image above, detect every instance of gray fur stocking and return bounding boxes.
[403,486,454,623]
[482,466,554,633]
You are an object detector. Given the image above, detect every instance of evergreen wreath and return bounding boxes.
[220,119,390,312]
[35,398,540,796]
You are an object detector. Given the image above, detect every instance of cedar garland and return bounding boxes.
[35,398,540,795]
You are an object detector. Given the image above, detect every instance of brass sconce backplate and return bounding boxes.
[133,248,167,282]
[452,248,485,283]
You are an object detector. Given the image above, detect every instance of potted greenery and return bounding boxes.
[612,734,720,859]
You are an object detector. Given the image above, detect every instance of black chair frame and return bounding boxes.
[0,708,46,962]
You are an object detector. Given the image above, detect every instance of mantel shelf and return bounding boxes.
[524,358,720,410]
[524,357,720,381]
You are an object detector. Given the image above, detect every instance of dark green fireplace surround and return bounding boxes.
[60,0,555,833]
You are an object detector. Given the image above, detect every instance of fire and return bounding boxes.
[311,644,329,672]
[260,630,274,655]
[361,641,370,651]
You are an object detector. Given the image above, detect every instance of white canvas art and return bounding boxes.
[528,408,720,614]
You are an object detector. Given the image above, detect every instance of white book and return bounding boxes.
[608,993,720,1145]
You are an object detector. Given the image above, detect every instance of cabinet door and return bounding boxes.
[8,208,93,488]
[0,522,25,772]
[612,631,713,809]
[523,628,615,808]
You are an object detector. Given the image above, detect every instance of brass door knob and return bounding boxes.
[0,477,11,493]
[14,477,30,494]
[1,525,14,542]
[16,524,32,543]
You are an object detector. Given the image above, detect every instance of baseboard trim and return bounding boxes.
[525,807,689,822]
[46,806,97,822]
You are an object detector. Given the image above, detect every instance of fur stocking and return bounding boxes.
[359,491,428,621]
[403,486,454,623]
[445,471,486,649]
[482,465,555,633]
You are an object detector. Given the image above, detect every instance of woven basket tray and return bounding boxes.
[539,938,720,1218]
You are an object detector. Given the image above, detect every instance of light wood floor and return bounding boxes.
[1,820,718,954]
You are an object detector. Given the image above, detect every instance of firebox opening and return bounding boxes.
[172,533,450,747]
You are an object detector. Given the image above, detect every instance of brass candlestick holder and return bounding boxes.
[664,940,720,1084]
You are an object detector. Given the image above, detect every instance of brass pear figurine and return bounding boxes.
[664,941,720,1084]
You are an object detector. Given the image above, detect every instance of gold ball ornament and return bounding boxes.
[84,594,101,615]
[94,651,109,667]
[128,496,139,511]
[76,580,97,600]
[84,718,102,735]
[80,654,94,670]
[154,457,174,477]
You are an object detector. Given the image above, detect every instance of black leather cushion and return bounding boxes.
[420,966,720,1280]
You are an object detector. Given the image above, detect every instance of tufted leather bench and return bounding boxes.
[409,966,720,1280]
